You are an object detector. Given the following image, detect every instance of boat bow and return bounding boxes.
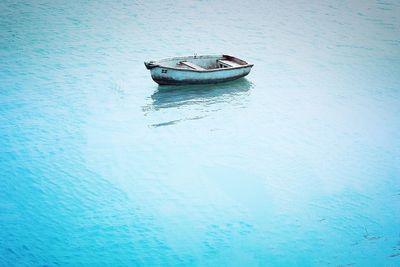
[144,61,158,69]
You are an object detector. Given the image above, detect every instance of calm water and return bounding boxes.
[1,0,400,266]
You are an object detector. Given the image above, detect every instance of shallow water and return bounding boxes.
[1,0,400,266]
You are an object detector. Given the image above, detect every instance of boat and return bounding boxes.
[144,55,253,85]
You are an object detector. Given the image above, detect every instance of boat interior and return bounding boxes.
[159,55,249,71]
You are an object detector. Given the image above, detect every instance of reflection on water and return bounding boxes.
[143,78,253,127]
[149,78,253,110]
[150,116,206,128]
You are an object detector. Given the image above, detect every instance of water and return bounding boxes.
[1,0,400,266]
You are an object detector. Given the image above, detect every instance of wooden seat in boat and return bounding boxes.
[217,59,242,68]
[179,61,205,70]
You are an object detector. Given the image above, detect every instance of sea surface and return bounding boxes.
[1,0,400,266]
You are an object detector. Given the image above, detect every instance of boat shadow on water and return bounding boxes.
[147,78,253,111]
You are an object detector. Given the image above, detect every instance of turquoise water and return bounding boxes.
[1,0,400,266]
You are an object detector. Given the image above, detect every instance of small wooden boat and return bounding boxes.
[144,55,253,85]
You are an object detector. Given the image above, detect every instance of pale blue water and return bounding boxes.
[1,0,400,266]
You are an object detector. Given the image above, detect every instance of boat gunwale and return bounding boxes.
[148,54,253,73]
[152,64,254,73]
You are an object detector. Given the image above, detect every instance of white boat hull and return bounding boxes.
[145,55,253,85]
